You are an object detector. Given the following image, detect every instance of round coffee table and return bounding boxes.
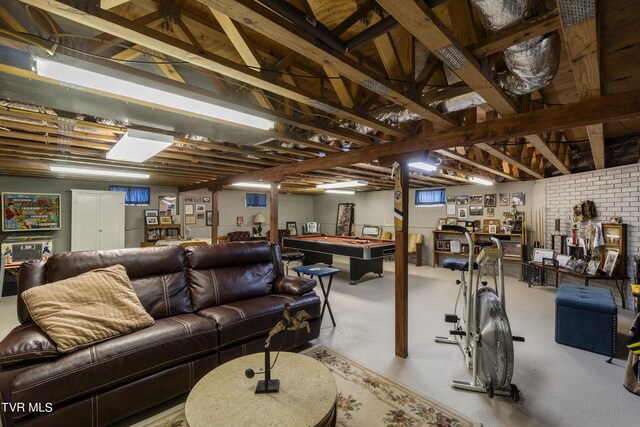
[185,351,337,427]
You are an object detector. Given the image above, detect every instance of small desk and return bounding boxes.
[185,352,336,427]
[528,261,628,308]
[293,264,340,327]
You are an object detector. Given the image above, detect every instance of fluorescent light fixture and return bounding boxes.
[409,162,438,172]
[35,58,275,130]
[50,165,149,179]
[316,180,368,189]
[469,176,494,186]
[107,129,173,163]
[325,189,355,195]
[231,182,271,189]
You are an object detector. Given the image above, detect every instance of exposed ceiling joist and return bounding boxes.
[557,0,604,169]
[184,88,640,192]
[378,0,518,116]
[20,0,405,138]
[197,0,455,127]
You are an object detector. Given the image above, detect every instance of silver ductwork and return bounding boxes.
[473,0,560,96]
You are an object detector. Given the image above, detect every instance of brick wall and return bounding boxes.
[545,164,640,308]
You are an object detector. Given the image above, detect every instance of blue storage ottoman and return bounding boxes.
[555,284,617,356]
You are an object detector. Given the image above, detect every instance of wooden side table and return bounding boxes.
[185,352,336,427]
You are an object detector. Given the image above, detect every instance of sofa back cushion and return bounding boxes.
[186,241,277,310]
[17,246,192,322]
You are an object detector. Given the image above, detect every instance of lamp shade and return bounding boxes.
[254,213,266,224]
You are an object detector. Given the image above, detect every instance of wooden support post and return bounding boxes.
[269,183,279,243]
[210,190,219,244]
[394,163,409,358]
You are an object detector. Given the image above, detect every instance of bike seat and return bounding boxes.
[443,258,478,271]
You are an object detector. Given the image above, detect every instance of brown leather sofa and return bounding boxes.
[0,241,321,426]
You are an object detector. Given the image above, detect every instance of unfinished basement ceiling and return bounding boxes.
[0,0,638,192]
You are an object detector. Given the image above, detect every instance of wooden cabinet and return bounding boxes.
[599,223,626,277]
[144,224,181,243]
[432,230,523,267]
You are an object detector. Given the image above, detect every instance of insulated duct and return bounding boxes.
[471,0,560,96]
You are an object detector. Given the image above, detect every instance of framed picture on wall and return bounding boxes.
[499,193,510,206]
[456,195,468,205]
[469,195,482,204]
[195,204,206,213]
[206,211,213,226]
[145,216,158,226]
[484,194,496,207]
[158,196,177,215]
[185,215,197,225]
[469,206,483,216]
[237,216,244,226]
[203,197,211,203]
[512,192,525,206]
[458,207,468,219]
[487,208,495,217]
[185,204,194,215]
[144,209,158,217]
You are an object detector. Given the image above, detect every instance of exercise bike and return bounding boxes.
[435,225,523,401]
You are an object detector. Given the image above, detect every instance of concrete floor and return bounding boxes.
[0,260,637,426]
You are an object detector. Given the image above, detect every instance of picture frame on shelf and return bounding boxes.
[206,211,213,226]
[602,249,619,276]
[542,257,557,267]
[483,219,500,230]
[556,254,572,269]
[565,258,577,271]
[461,243,469,254]
[444,241,451,251]
[512,220,523,234]
[469,195,482,204]
[585,259,600,275]
[502,242,521,257]
[185,204,194,215]
[159,216,172,225]
[499,193,510,206]
[185,215,197,225]
[286,221,298,236]
[533,248,554,263]
[574,259,588,274]
[144,209,158,217]
[450,240,461,253]
[469,206,483,216]
[437,218,447,229]
[488,225,497,234]
[458,207,468,219]
[436,239,448,251]
[484,194,496,207]
[456,195,469,205]
[145,216,158,226]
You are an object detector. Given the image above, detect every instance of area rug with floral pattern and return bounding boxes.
[137,346,480,427]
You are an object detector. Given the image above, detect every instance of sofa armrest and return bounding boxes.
[0,323,60,367]
[274,275,316,295]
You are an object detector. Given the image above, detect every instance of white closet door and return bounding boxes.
[71,190,125,251]
[98,192,125,250]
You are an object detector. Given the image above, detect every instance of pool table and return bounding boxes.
[282,235,395,285]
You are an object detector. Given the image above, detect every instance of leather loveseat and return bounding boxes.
[0,241,321,426]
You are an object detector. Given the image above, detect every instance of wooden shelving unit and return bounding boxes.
[144,224,181,243]
[432,230,523,267]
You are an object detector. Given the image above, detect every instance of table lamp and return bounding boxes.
[254,213,266,236]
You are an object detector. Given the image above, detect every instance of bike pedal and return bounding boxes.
[512,336,525,342]
[444,314,459,323]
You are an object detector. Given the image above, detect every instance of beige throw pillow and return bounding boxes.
[21,264,154,353]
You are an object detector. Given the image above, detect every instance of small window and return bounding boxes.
[415,188,445,207]
[109,185,150,206]
[245,193,267,208]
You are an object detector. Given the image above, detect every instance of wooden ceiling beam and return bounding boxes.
[184,88,640,191]
[20,0,405,138]
[378,0,518,117]
[198,0,455,127]
[557,0,604,169]
[436,149,519,181]
[470,9,561,58]
[101,0,129,9]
